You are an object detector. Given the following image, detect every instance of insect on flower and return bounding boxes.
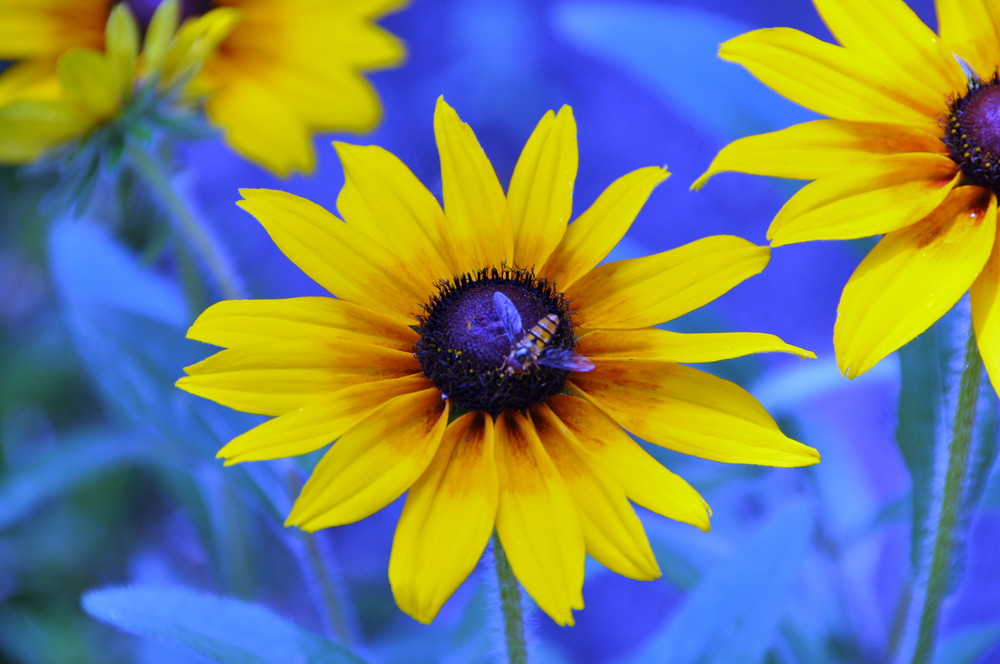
[493,291,595,374]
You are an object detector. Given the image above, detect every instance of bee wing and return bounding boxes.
[538,349,595,372]
[493,291,523,341]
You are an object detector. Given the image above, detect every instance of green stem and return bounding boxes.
[127,142,244,300]
[493,532,528,664]
[912,321,983,664]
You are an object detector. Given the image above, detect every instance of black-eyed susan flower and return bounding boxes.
[694,0,1000,392]
[0,0,405,175]
[177,98,820,625]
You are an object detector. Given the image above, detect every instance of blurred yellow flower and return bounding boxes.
[178,98,819,626]
[0,0,406,174]
[695,0,1000,391]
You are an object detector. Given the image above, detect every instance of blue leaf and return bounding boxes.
[82,585,366,664]
[0,430,146,531]
[635,503,813,664]
[550,1,813,140]
[49,219,187,326]
[47,219,277,519]
[932,625,1000,664]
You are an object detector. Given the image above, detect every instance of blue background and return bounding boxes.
[2,1,999,662]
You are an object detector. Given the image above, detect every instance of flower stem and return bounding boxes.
[126,142,244,300]
[911,321,983,664]
[493,532,528,664]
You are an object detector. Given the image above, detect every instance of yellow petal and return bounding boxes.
[57,47,120,118]
[836,187,997,378]
[187,297,417,351]
[217,374,432,464]
[693,120,947,189]
[972,221,1000,396]
[105,3,139,101]
[767,154,960,246]
[545,395,710,530]
[0,99,92,163]
[269,6,406,71]
[578,328,815,362]
[541,166,669,290]
[237,189,427,323]
[720,27,940,126]
[568,236,768,329]
[389,412,498,624]
[287,388,449,530]
[0,3,105,59]
[433,97,514,273]
[142,0,180,78]
[207,80,316,176]
[530,404,660,580]
[0,60,62,106]
[177,338,420,416]
[162,7,240,90]
[495,410,584,626]
[937,0,1000,81]
[813,0,966,95]
[507,106,577,270]
[570,361,820,467]
[334,142,455,286]
[204,47,381,132]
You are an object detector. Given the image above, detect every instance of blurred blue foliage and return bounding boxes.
[1,0,999,663]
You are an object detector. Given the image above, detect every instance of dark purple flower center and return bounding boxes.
[121,0,215,32]
[414,267,578,414]
[944,74,1000,192]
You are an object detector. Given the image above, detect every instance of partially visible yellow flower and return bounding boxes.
[177,98,819,625]
[196,0,407,175]
[0,1,236,163]
[694,0,1000,392]
[0,0,406,174]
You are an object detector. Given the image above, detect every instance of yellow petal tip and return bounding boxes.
[691,171,711,191]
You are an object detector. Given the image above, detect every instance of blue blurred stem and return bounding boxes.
[299,531,352,645]
[910,320,983,664]
[199,467,255,598]
[126,142,245,301]
[493,533,528,664]
[268,462,354,645]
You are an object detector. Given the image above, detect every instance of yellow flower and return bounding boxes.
[177,98,819,626]
[0,3,140,162]
[0,0,405,174]
[695,0,1000,391]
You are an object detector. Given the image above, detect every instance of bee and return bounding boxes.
[492,291,595,374]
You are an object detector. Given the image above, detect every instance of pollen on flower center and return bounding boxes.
[944,74,1000,193]
[414,267,580,414]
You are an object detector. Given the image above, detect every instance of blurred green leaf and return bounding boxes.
[550,1,813,140]
[0,430,145,531]
[896,323,951,570]
[635,503,812,664]
[82,585,366,664]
